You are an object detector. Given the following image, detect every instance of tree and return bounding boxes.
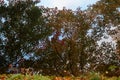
[33,7,97,76]
[90,0,120,75]
[0,0,52,70]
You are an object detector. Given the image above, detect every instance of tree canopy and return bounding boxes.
[0,0,52,72]
[0,0,120,76]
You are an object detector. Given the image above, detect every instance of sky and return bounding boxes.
[38,0,100,10]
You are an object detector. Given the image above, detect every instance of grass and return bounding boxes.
[0,73,120,80]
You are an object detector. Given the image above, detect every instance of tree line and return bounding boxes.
[0,0,120,76]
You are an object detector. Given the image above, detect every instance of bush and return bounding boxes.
[33,74,51,80]
[91,76,100,80]
[7,74,24,80]
[0,73,120,80]
[4,74,51,80]
[90,72,100,80]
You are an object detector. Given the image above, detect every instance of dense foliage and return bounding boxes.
[0,0,52,73]
[0,0,120,77]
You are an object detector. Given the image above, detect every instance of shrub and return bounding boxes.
[33,75,51,80]
[90,72,100,80]
[7,74,24,80]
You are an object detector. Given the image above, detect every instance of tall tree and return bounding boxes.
[90,0,120,74]
[34,7,97,76]
[0,0,52,68]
